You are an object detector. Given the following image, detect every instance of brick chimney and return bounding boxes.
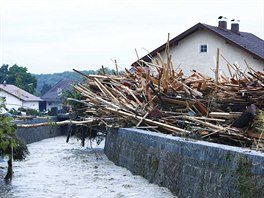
[218,20,227,30]
[231,23,239,34]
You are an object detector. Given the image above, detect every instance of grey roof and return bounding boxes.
[203,23,264,60]
[41,79,77,101]
[0,84,42,102]
[132,22,264,65]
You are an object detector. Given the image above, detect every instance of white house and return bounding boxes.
[0,84,42,111]
[133,21,264,78]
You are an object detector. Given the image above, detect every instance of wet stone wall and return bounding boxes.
[14,117,67,144]
[104,128,264,198]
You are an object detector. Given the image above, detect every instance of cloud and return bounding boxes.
[1,0,263,74]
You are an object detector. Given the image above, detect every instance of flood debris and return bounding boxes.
[69,55,264,151]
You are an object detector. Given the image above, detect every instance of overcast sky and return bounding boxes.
[0,0,263,74]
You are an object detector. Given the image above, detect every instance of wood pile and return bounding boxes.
[70,58,264,150]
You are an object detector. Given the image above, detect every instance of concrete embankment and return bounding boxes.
[104,128,264,198]
[8,118,264,197]
[14,117,67,144]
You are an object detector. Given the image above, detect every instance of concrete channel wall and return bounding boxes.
[104,128,264,198]
[14,117,67,144]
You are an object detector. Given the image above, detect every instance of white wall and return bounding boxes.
[0,90,23,110]
[22,101,39,110]
[0,91,39,111]
[46,101,62,111]
[156,29,264,78]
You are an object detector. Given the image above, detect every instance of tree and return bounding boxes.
[0,64,37,94]
[62,88,86,117]
[0,64,8,82]
[0,99,29,182]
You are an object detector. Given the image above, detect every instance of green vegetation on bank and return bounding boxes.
[0,99,29,182]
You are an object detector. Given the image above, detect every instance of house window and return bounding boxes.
[48,102,52,106]
[200,44,208,53]
[57,88,63,96]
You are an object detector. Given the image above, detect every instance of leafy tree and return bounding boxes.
[0,64,8,82]
[0,99,29,182]
[61,88,86,117]
[0,64,37,94]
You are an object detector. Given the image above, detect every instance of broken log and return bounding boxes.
[16,119,97,128]
[106,107,191,135]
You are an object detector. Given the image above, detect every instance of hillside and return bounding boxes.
[34,70,96,96]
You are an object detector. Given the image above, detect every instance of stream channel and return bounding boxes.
[0,136,176,198]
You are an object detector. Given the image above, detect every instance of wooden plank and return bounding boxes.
[215,48,220,84]
[106,107,191,134]
[209,112,242,119]
[17,119,97,128]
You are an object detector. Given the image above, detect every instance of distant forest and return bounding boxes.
[0,63,118,96]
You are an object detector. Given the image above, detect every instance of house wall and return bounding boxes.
[156,29,264,78]
[22,101,39,110]
[0,90,23,110]
[0,91,39,111]
[46,101,62,111]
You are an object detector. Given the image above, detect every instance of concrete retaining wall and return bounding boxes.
[14,117,67,144]
[104,128,264,198]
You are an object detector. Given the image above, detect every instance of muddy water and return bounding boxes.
[0,136,176,198]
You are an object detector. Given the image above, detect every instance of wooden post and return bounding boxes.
[66,124,72,143]
[114,59,119,75]
[5,159,13,183]
[81,125,85,147]
[135,48,143,67]
[101,65,106,75]
[215,48,220,84]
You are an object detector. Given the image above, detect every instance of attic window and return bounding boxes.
[57,88,63,96]
[200,44,207,53]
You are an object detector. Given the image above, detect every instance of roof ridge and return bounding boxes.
[0,84,41,101]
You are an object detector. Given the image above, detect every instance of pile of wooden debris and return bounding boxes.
[70,57,264,150]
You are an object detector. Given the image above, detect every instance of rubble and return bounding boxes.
[70,54,264,150]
